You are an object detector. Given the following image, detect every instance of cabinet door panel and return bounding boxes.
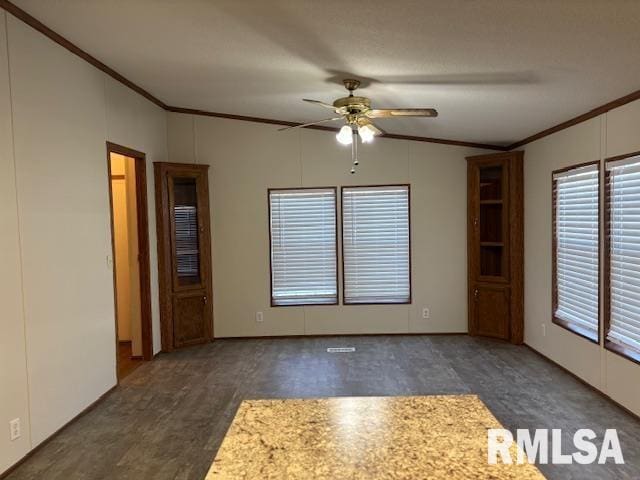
[472,284,510,340]
[173,291,209,348]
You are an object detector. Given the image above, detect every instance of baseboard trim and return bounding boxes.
[215,332,468,340]
[0,384,118,479]
[524,343,640,422]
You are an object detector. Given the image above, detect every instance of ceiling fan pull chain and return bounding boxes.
[351,128,359,174]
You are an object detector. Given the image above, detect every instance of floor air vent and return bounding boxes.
[327,347,356,353]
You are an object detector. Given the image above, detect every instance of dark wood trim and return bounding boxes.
[603,154,640,365]
[0,1,166,109]
[340,184,412,306]
[551,160,601,345]
[0,385,117,480]
[106,142,146,160]
[267,186,339,307]
[110,174,126,180]
[166,106,507,151]
[106,142,154,364]
[524,343,640,422]
[605,340,640,366]
[605,150,640,163]
[508,89,640,150]
[552,316,599,345]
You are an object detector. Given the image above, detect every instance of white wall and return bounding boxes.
[0,12,167,473]
[167,112,491,337]
[524,101,640,417]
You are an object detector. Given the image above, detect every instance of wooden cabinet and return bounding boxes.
[467,151,523,344]
[155,163,213,351]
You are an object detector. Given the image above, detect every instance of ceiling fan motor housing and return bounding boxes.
[333,96,371,120]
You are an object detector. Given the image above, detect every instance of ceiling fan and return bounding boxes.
[279,79,438,173]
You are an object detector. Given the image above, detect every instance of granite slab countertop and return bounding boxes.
[206,394,545,479]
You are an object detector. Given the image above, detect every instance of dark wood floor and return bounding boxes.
[6,335,640,479]
[117,341,143,380]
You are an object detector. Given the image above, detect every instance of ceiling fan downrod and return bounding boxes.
[351,127,359,174]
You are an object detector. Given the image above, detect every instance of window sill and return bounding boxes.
[552,317,599,345]
[343,300,412,306]
[271,300,338,307]
[605,340,640,366]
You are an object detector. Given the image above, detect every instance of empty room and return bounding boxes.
[1,1,640,479]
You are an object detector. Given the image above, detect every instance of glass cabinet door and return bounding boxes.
[478,164,508,280]
[170,175,203,289]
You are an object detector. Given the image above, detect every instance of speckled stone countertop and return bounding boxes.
[206,395,545,479]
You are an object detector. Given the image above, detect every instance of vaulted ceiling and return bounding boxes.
[11,0,640,146]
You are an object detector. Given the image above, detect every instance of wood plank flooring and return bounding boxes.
[117,341,143,380]
[5,335,640,479]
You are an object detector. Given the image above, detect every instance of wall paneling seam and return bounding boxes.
[4,10,33,451]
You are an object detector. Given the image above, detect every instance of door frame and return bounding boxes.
[106,141,154,373]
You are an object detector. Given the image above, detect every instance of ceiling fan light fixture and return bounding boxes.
[336,125,353,145]
[358,123,376,143]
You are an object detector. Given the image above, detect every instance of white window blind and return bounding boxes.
[553,164,599,338]
[342,185,410,304]
[269,188,337,306]
[607,157,640,353]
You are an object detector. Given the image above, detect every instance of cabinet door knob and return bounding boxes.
[203,295,208,305]
[474,288,479,299]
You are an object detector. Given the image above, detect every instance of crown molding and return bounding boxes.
[166,106,507,150]
[3,0,639,153]
[507,88,640,150]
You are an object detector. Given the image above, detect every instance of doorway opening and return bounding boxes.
[107,142,153,381]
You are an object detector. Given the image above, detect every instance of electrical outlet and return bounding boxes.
[256,311,264,323]
[9,418,20,441]
[422,307,430,319]
[542,323,546,337]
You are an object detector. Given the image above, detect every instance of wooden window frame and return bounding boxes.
[340,184,412,306]
[604,152,640,365]
[551,161,601,344]
[268,186,339,307]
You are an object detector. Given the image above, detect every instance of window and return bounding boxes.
[342,185,411,304]
[269,188,338,306]
[606,155,640,362]
[552,162,599,342]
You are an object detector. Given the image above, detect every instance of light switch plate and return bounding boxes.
[256,311,264,322]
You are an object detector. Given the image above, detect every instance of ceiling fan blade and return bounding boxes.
[367,121,385,136]
[278,117,342,132]
[366,108,438,118]
[302,98,337,110]
[358,118,385,136]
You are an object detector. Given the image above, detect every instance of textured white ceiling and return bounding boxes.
[11,0,640,146]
